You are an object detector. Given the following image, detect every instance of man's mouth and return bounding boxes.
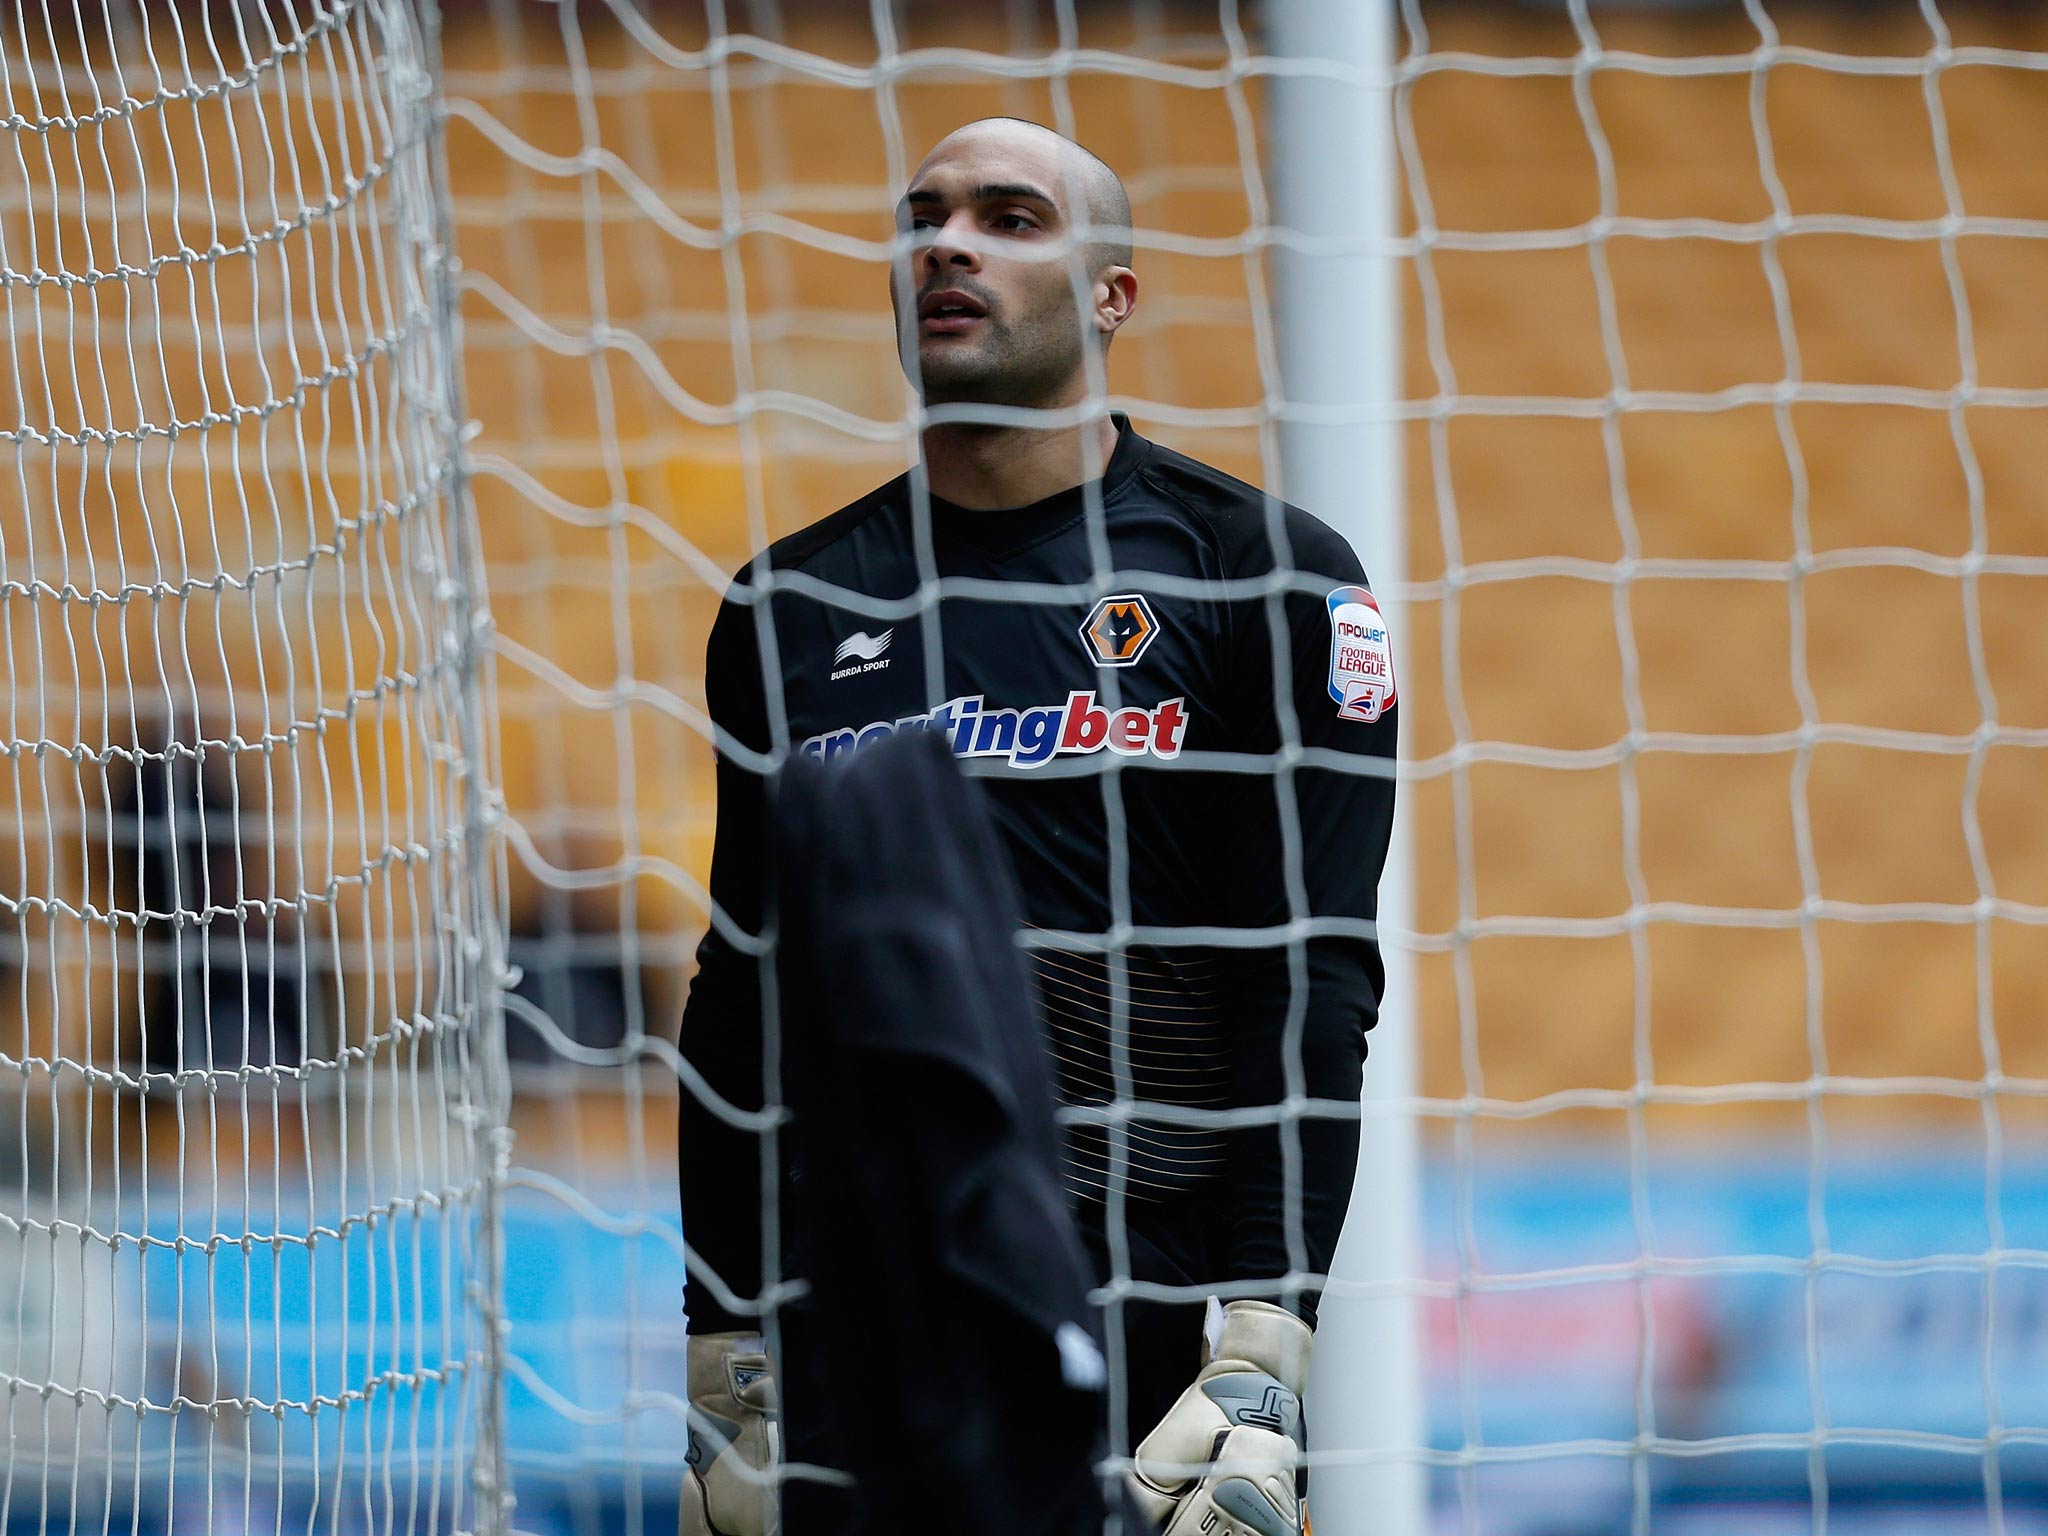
[918,289,988,336]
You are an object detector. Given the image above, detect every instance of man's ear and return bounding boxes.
[1095,266,1138,339]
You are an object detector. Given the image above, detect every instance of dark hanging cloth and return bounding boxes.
[770,727,1131,1534]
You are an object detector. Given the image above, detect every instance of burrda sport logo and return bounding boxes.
[829,628,892,681]
[801,691,1189,769]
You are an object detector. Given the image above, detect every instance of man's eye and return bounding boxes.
[995,212,1038,231]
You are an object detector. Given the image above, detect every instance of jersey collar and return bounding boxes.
[917,414,1152,556]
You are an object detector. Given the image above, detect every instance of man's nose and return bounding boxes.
[919,213,980,276]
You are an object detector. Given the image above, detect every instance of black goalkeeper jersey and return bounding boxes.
[678,418,1397,1334]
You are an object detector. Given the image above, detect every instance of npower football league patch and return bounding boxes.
[1326,586,1396,723]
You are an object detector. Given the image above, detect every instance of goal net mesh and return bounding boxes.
[10,0,2048,1532]
[1,3,501,1533]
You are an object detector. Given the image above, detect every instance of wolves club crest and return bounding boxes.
[1079,593,1159,667]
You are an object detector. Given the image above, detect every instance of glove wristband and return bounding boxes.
[1206,1300,1312,1398]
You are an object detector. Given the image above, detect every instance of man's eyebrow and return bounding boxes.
[969,181,1058,206]
[898,182,1060,212]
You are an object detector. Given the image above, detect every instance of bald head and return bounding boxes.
[914,118,1133,274]
[892,118,1139,408]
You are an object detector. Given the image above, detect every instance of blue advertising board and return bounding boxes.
[85,1146,2048,1533]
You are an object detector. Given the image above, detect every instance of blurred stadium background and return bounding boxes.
[4,0,2048,1531]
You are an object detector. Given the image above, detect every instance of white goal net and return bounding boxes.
[9,0,2048,1533]
[1,4,503,1533]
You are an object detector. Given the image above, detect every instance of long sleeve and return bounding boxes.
[1218,517,1398,1321]
[678,583,775,1335]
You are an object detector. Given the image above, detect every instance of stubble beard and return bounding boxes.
[904,284,1087,409]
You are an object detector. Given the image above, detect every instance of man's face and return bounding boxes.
[890,129,1099,408]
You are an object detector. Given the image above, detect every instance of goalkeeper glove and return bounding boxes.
[1129,1300,1311,1536]
[681,1332,779,1536]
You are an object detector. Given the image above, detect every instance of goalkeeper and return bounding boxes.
[677,117,1397,1536]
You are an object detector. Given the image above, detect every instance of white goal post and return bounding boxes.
[1267,3,1427,1529]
